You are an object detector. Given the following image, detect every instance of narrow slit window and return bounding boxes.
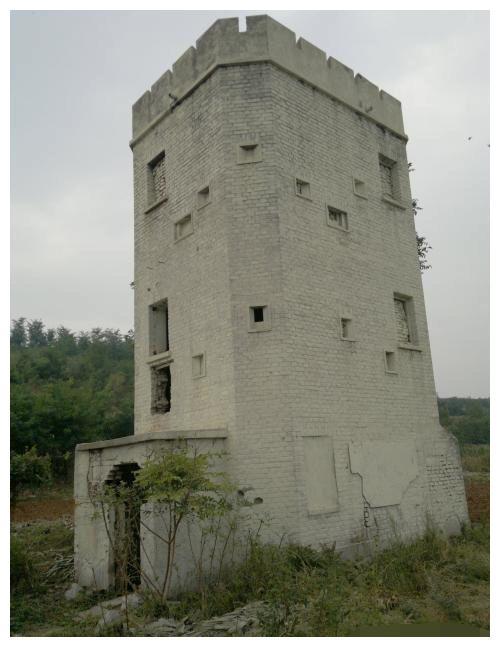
[147,151,166,206]
[192,353,206,378]
[379,155,398,200]
[340,317,352,339]
[385,351,396,373]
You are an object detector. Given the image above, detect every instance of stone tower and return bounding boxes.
[74,15,469,591]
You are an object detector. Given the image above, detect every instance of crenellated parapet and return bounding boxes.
[131,14,406,145]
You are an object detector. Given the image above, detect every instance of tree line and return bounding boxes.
[438,397,490,445]
[11,318,134,482]
[10,318,489,488]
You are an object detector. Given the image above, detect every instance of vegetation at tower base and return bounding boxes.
[10,459,489,636]
[94,448,237,603]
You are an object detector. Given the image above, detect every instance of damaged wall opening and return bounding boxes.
[105,462,141,592]
[151,365,171,413]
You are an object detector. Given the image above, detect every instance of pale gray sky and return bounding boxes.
[10,10,489,397]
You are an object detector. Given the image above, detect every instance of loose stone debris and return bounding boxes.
[76,594,266,637]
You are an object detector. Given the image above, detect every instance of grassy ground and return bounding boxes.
[10,446,489,637]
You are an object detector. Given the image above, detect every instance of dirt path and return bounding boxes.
[11,498,74,523]
[465,479,489,524]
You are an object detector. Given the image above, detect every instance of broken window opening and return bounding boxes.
[379,154,398,200]
[394,297,411,344]
[147,151,166,205]
[152,365,171,413]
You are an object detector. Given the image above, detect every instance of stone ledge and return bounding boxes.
[76,429,228,451]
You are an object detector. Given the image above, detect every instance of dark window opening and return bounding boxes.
[252,306,265,323]
[340,318,351,339]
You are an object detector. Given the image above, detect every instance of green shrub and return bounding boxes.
[10,447,52,502]
[11,537,39,593]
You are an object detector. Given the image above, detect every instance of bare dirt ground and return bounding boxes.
[464,479,489,524]
[11,484,74,523]
[11,476,489,525]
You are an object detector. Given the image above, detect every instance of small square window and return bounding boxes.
[295,178,311,199]
[174,214,193,241]
[147,151,167,208]
[237,142,262,164]
[249,305,271,332]
[353,177,367,199]
[197,185,211,209]
[340,317,352,340]
[327,206,348,231]
[252,306,265,323]
[192,353,206,378]
[385,351,397,373]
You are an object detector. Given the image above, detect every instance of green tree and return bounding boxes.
[11,447,52,503]
[99,449,234,599]
[10,318,27,347]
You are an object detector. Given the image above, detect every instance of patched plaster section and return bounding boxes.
[349,441,419,507]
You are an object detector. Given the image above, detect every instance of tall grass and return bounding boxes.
[461,445,489,474]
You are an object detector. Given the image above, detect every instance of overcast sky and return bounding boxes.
[10,10,489,397]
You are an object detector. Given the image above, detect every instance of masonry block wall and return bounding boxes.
[75,14,469,590]
[130,14,468,548]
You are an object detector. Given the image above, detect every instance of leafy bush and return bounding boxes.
[11,537,39,593]
[11,447,52,502]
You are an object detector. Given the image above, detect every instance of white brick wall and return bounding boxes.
[130,57,468,553]
[75,18,469,591]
